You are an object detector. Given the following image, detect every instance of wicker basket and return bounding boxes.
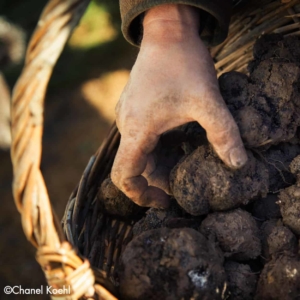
[11,0,300,299]
[62,0,300,283]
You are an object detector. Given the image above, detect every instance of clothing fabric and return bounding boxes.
[119,0,233,47]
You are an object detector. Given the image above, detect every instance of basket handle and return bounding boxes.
[11,0,116,299]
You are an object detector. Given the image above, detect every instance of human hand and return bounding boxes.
[111,4,247,208]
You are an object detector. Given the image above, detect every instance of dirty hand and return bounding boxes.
[112,4,247,208]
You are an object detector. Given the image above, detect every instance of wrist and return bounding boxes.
[143,4,200,45]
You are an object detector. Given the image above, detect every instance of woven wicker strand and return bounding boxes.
[10,0,117,299]
[213,0,300,76]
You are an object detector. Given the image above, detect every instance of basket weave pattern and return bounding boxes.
[10,0,116,298]
[213,0,300,75]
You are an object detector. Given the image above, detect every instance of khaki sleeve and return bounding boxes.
[120,0,232,47]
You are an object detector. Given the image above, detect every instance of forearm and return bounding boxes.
[143,4,200,44]
[119,0,232,46]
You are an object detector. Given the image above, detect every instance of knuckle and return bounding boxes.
[119,177,134,195]
[111,170,135,198]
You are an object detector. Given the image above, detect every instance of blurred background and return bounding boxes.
[0,1,137,298]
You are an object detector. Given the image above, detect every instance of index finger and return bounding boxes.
[111,131,170,208]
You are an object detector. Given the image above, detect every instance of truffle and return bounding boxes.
[255,255,300,300]
[278,184,300,235]
[224,261,258,300]
[200,209,261,261]
[119,228,226,300]
[97,176,144,218]
[261,219,298,261]
[170,146,268,215]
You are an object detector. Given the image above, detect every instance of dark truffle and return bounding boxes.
[258,143,300,193]
[200,209,261,261]
[170,146,268,215]
[252,34,300,66]
[255,255,300,300]
[290,154,300,178]
[278,184,300,235]
[261,219,298,261]
[219,48,300,148]
[224,261,258,300]
[132,202,184,236]
[97,176,144,218]
[119,228,226,300]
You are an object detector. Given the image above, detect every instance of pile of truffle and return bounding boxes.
[97,35,300,300]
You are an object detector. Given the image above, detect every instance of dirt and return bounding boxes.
[97,176,145,218]
[278,183,300,235]
[260,219,298,262]
[250,194,281,222]
[220,34,300,148]
[224,261,258,300]
[132,201,202,236]
[259,143,300,193]
[200,209,261,261]
[251,34,300,69]
[170,146,268,216]
[132,202,183,236]
[255,255,300,300]
[290,154,300,178]
[118,228,226,300]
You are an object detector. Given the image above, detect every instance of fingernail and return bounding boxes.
[229,147,248,169]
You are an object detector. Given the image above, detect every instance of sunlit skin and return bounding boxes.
[112,4,247,208]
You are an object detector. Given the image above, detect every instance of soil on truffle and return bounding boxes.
[257,143,300,193]
[118,228,226,300]
[251,34,300,69]
[224,261,258,300]
[255,255,300,300]
[200,209,261,261]
[132,204,203,237]
[170,146,268,216]
[260,219,298,262]
[278,183,300,235]
[290,154,300,178]
[132,201,184,236]
[97,176,145,218]
[219,35,300,148]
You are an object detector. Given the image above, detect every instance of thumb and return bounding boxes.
[193,93,248,169]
